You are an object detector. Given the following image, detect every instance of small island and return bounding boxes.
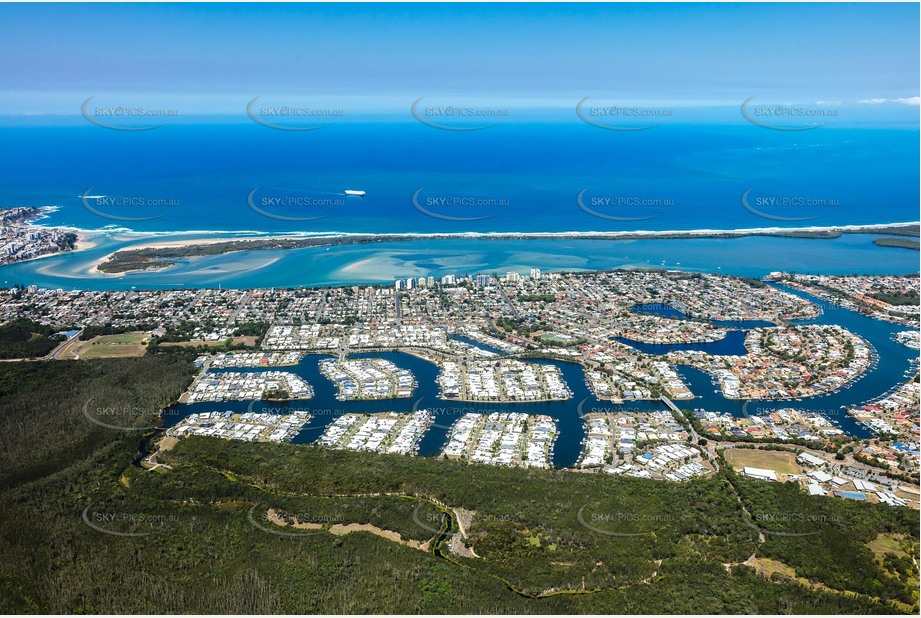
[95,223,921,274]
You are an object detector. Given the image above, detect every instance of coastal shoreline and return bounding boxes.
[0,206,99,267]
[88,222,921,274]
[97,220,921,246]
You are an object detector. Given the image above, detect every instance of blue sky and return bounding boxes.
[0,2,918,115]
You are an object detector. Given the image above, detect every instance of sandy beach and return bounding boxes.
[73,232,99,252]
[107,235,303,252]
[97,220,920,254]
[87,221,920,274]
[2,227,100,268]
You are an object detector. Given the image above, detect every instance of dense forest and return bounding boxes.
[0,357,917,614]
[0,318,62,359]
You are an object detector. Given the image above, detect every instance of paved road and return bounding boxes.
[495,283,520,319]
[49,329,84,360]
[227,290,252,324]
[0,328,83,362]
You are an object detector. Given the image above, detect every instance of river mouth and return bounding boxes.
[3,233,919,291]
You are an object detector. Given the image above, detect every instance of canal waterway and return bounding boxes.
[168,286,915,466]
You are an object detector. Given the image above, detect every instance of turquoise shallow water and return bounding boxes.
[1,232,917,291]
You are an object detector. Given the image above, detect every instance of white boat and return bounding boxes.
[344,189,366,197]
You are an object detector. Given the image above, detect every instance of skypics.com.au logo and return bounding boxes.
[411,97,509,131]
[81,97,179,131]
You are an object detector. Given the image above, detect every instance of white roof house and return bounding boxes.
[807,483,826,496]
[797,452,826,468]
[742,467,778,482]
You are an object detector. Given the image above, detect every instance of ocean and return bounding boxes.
[2,120,917,290]
[1,121,918,236]
[3,121,916,454]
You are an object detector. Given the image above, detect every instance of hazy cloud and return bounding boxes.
[858,96,920,105]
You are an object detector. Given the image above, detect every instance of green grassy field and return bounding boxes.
[72,332,149,359]
[159,335,258,348]
[724,448,802,475]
